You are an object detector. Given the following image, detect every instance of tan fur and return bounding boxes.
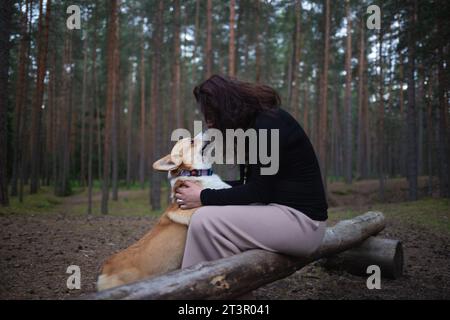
[97,135,213,291]
[166,180,199,225]
[97,210,190,291]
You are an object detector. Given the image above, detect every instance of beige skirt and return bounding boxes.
[181,203,327,268]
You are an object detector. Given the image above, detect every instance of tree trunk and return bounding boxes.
[88,14,99,215]
[80,33,89,187]
[399,57,407,177]
[286,36,294,110]
[87,211,391,300]
[417,65,425,176]
[150,0,164,211]
[331,82,339,177]
[228,0,236,77]
[96,88,102,182]
[30,0,51,194]
[54,30,73,197]
[318,0,330,186]
[189,0,201,131]
[0,0,14,206]
[87,92,94,216]
[126,71,135,189]
[46,48,56,187]
[363,69,370,178]
[357,17,367,179]
[11,0,30,197]
[378,26,385,200]
[344,0,352,184]
[406,0,418,201]
[205,0,213,78]
[111,23,120,202]
[303,83,309,134]
[101,0,119,214]
[139,26,146,189]
[437,15,449,198]
[254,1,262,82]
[171,0,182,132]
[426,73,434,195]
[290,0,302,119]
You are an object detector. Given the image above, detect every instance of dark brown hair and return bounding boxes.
[193,75,281,132]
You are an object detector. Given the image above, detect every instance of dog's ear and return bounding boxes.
[153,154,180,171]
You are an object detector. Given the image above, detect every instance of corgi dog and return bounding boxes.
[97,132,231,291]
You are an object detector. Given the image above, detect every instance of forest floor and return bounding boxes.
[0,176,449,300]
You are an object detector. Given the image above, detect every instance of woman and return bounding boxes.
[175,75,328,273]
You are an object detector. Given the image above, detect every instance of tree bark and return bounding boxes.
[303,83,309,134]
[30,0,51,194]
[46,48,56,186]
[87,211,389,300]
[205,0,213,78]
[80,33,89,187]
[318,0,330,186]
[111,21,120,202]
[101,0,119,214]
[406,0,418,201]
[426,73,434,195]
[228,0,236,77]
[399,56,407,177]
[357,17,367,179]
[437,19,449,198]
[150,0,164,211]
[254,1,262,83]
[11,0,30,197]
[417,65,425,176]
[344,0,352,184]
[88,13,99,215]
[0,0,14,206]
[53,29,73,197]
[126,71,135,189]
[378,26,385,200]
[139,25,146,189]
[290,0,302,119]
[171,0,182,132]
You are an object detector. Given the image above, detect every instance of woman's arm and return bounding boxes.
[223,164,246,187]
[223,180,244,187]
[201,166,275,205]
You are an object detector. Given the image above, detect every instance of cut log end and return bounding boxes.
[322,237,404,279]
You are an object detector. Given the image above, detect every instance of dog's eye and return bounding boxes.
[190,139,194,145]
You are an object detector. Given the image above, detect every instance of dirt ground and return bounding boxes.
[1,178,449,300]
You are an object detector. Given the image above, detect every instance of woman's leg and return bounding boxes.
[181,204,326,269]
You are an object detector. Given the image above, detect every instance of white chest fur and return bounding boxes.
[166,174,231,225]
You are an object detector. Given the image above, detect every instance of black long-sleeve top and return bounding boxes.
[200,107,328,221]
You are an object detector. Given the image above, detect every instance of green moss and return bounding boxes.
[0,186,62,215]
[330,198,450,234]
[331,189,352,196]
[0,185,167,218]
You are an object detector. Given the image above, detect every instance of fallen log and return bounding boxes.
[321,237,403,279]
[86,211,388,300]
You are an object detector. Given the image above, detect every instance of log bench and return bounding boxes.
[85,211,403,300]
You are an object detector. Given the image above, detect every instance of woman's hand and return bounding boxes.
[175,181,203,210]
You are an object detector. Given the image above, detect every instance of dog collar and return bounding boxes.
[178,169,214,177]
